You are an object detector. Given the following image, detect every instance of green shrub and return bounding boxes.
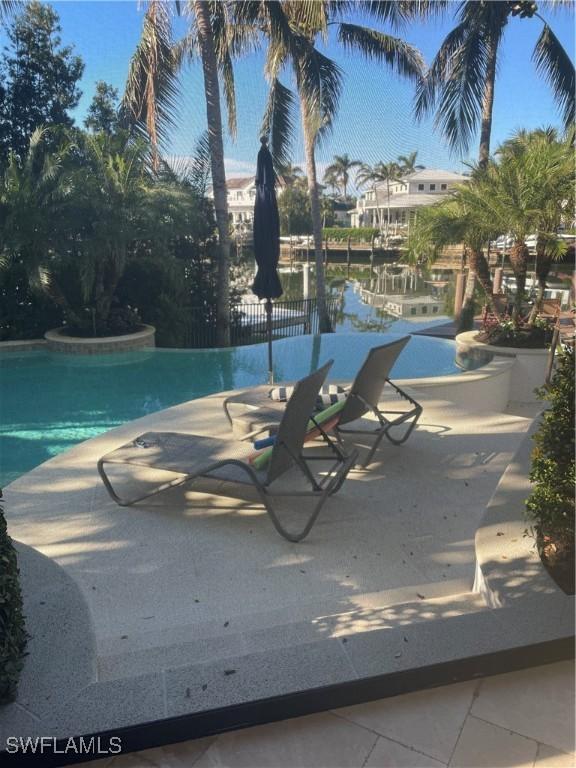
[0,490,28,703]
[526,345,575,540]
[321,227,379,242]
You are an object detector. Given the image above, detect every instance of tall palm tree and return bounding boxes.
[415,1,575,166]
[324,153,361,199]
[242,1,426,332]
[123,0,238,346]
[356,161,401,241]
[397,150,424,175]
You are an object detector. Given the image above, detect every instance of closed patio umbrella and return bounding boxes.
[252,136,283,384]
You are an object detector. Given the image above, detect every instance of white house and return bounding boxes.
[207,176,285,234]
[350,169,467,231]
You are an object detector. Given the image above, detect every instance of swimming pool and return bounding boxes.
[0,333,488,485]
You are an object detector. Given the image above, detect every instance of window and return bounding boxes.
[429,184,436,191]
[421,306,428,314]
[433,306,439,313]
[441,183,447,190]
[236,191,243,200]
[410,307,417,315]
[418,184,424,191]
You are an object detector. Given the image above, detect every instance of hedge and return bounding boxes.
[0,490,28,703]
[526,345,575,539]
[321,227,380,243]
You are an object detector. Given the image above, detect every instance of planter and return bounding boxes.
[45,324,156,355]
[456,331,549,404]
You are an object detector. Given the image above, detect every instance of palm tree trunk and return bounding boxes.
[478,34,498,168]
[528,242,552,324]
[467,247,494,302]
[509,240,529,324]
[300,104,331,333]
[459,247,478,331]
[194,0,230,347]
[386,178,391,243]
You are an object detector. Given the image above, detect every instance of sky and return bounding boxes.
[2,1,575,181]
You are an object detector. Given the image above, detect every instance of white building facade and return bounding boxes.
[207,176,286,235]
[350,169,467,231]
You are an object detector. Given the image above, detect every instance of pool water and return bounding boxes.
[0,333,481,486]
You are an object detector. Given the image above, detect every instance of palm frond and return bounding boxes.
[261,78,296,170]
[286,0,329,38]
[414,21,468,120]
[338,23,424,79]
[294,40,343,139]
[355,1,448,30]
[433,27,489,155]
[0,0,20,21]
[533,23,575,130]
[121,1,181,165]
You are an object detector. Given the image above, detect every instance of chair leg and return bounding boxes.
[260,451,358,542]
[97,459,193,507]
[383,407,423,446]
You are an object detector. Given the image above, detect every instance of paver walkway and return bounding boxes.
[83,660,574,768]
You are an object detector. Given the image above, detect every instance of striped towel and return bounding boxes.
[269,383,347,408]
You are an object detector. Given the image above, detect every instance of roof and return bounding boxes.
[226,176,255,190]
[403,168,467,183]
[369,192,452,209]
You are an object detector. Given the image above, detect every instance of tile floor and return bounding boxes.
[84,660,574,768]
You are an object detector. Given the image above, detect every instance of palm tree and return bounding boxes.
[415,1,575,166]
[356,161,401,241]
[397,150,424,175]
[0,127,70,282]
[123,0,238,346]
[322,166,342,197]
[453,134,573,322]
[277,161,304,188]
[324,153,361,199]
[407,195,497,325]
[496,127,574,321]
[243,1,426,332]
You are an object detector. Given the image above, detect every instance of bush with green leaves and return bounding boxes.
[526,345,575,541]
[321,227,380,242]
[0,491,28,703]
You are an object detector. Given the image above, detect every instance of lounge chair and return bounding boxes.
[97,361,358,542]
[223,337,422,468]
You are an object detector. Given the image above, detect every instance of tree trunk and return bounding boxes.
[509,240,529,324]
[300,102,331,333]
[386,177,391,244]
[478,34,498,169]
[528,242,552,324]
[194,0,230,346]
[467,247,494,304]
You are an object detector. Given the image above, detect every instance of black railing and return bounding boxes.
[183,296,341,348]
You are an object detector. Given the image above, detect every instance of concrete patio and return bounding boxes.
[0,384,573,753]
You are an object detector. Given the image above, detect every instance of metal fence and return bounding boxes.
[183,296,341,348]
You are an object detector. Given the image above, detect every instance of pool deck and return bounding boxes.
[1,384,573,757]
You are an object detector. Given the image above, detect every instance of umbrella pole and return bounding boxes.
[266,299,274,384]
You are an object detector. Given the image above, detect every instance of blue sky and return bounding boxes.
[4,1,575,179]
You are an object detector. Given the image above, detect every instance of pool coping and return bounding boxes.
[1,400,573,766]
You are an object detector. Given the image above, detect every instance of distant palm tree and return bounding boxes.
[356,161,401,241]
[397,150,424,175]
[324,153,361,199]
[242,1,426,331]
[278,161,304,188]
[415,1,575,166]
[322,167,342,197]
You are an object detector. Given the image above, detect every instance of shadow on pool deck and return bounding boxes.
[1,388,571,746]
